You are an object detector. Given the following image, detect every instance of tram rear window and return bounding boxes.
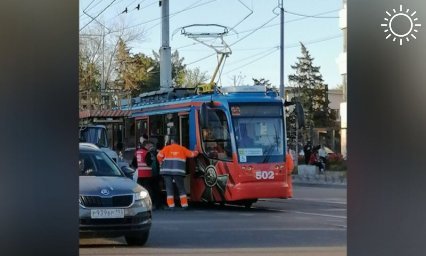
[230,105,282,116]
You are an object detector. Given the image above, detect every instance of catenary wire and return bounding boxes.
[80,0,118,31]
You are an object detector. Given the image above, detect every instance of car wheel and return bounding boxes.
[125,231,150,246]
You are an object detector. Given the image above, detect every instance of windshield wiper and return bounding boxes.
[263,125,280,163]
[262,144,276,163]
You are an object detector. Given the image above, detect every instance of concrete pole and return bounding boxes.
[160,0,172,89]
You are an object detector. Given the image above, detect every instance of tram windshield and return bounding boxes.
[231,104,285,163]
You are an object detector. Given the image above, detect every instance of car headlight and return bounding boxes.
[134,190,149,201]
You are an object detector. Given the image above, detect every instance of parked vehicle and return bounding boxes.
[79,143,152,246]
[79,125,136,181]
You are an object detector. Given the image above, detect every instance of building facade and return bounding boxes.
[336,0,347,159]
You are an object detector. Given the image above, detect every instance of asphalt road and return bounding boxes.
[80,185,347,256]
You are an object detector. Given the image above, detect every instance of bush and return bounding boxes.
[326,153,347,171]
[297,155,305,164]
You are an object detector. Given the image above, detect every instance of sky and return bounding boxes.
[79,0,344,88]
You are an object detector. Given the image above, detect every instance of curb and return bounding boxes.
[292,174,347,187]
[293,182,347,188]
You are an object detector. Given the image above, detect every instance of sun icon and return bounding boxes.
[381,5,421,46]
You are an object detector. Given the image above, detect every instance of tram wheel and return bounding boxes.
[244,202,253,209]
[242,199,257,209]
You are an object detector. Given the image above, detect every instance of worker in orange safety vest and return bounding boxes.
[157,136,198,209]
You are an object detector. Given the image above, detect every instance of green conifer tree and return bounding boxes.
[288,42,333,142]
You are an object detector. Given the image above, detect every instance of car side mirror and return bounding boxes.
[121,166,136,179]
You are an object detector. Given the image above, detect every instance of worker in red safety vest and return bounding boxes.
[132,140,153,179]
[157,136,198,209]
[132,140,163,209]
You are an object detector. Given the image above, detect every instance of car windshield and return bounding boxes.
[79,127,108,148]
[79,150,123,177]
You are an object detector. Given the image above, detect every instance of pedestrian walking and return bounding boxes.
[157,136,199,209]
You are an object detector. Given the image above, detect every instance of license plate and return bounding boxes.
[91,209,124,219]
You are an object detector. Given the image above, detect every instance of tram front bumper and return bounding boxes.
[229,180,291,201]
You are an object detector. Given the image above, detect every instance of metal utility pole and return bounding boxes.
[279,0,284,98]
[160,0,172,89]
[280,0,287,153]
[101,27,105,109]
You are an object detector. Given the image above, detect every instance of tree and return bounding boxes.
[287,42,334,142]
[171,50,187,87]
[79,20,145,109]
[184,67,209,88]
[79,52,100,92]
[130,53,160,94]
[252,77,278,92]
[115,38,137,92]
[252,78,272,87]
[152,50,187,87]
[229,73,246,87]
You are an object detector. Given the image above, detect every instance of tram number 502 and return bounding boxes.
[255,171,274,180]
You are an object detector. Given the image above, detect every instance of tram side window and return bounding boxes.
[201,109,232,161]
[125,118,136,149]
[136,119,148,148]
[164,113,180,145]
[149,115,164,149]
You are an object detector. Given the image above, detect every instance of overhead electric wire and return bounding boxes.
[175,42,198,50]
[229,0,254,31]
[80,0,97,17]
[226,46,279,66]
[223,48,279,75]
[85,0,104,13]
[146,0,220,34]
[81,0,124,21]
[109,0,205,32]
[186,4,280,66]
[80,0,118,31]
[110,0,217,33]
[223,34,343,75]
[186,53,216,66]
[226,9,340,38]
[285,34,342,48]
[284,10,338,19]
[117,0,141,15]
[230,7,280,47]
